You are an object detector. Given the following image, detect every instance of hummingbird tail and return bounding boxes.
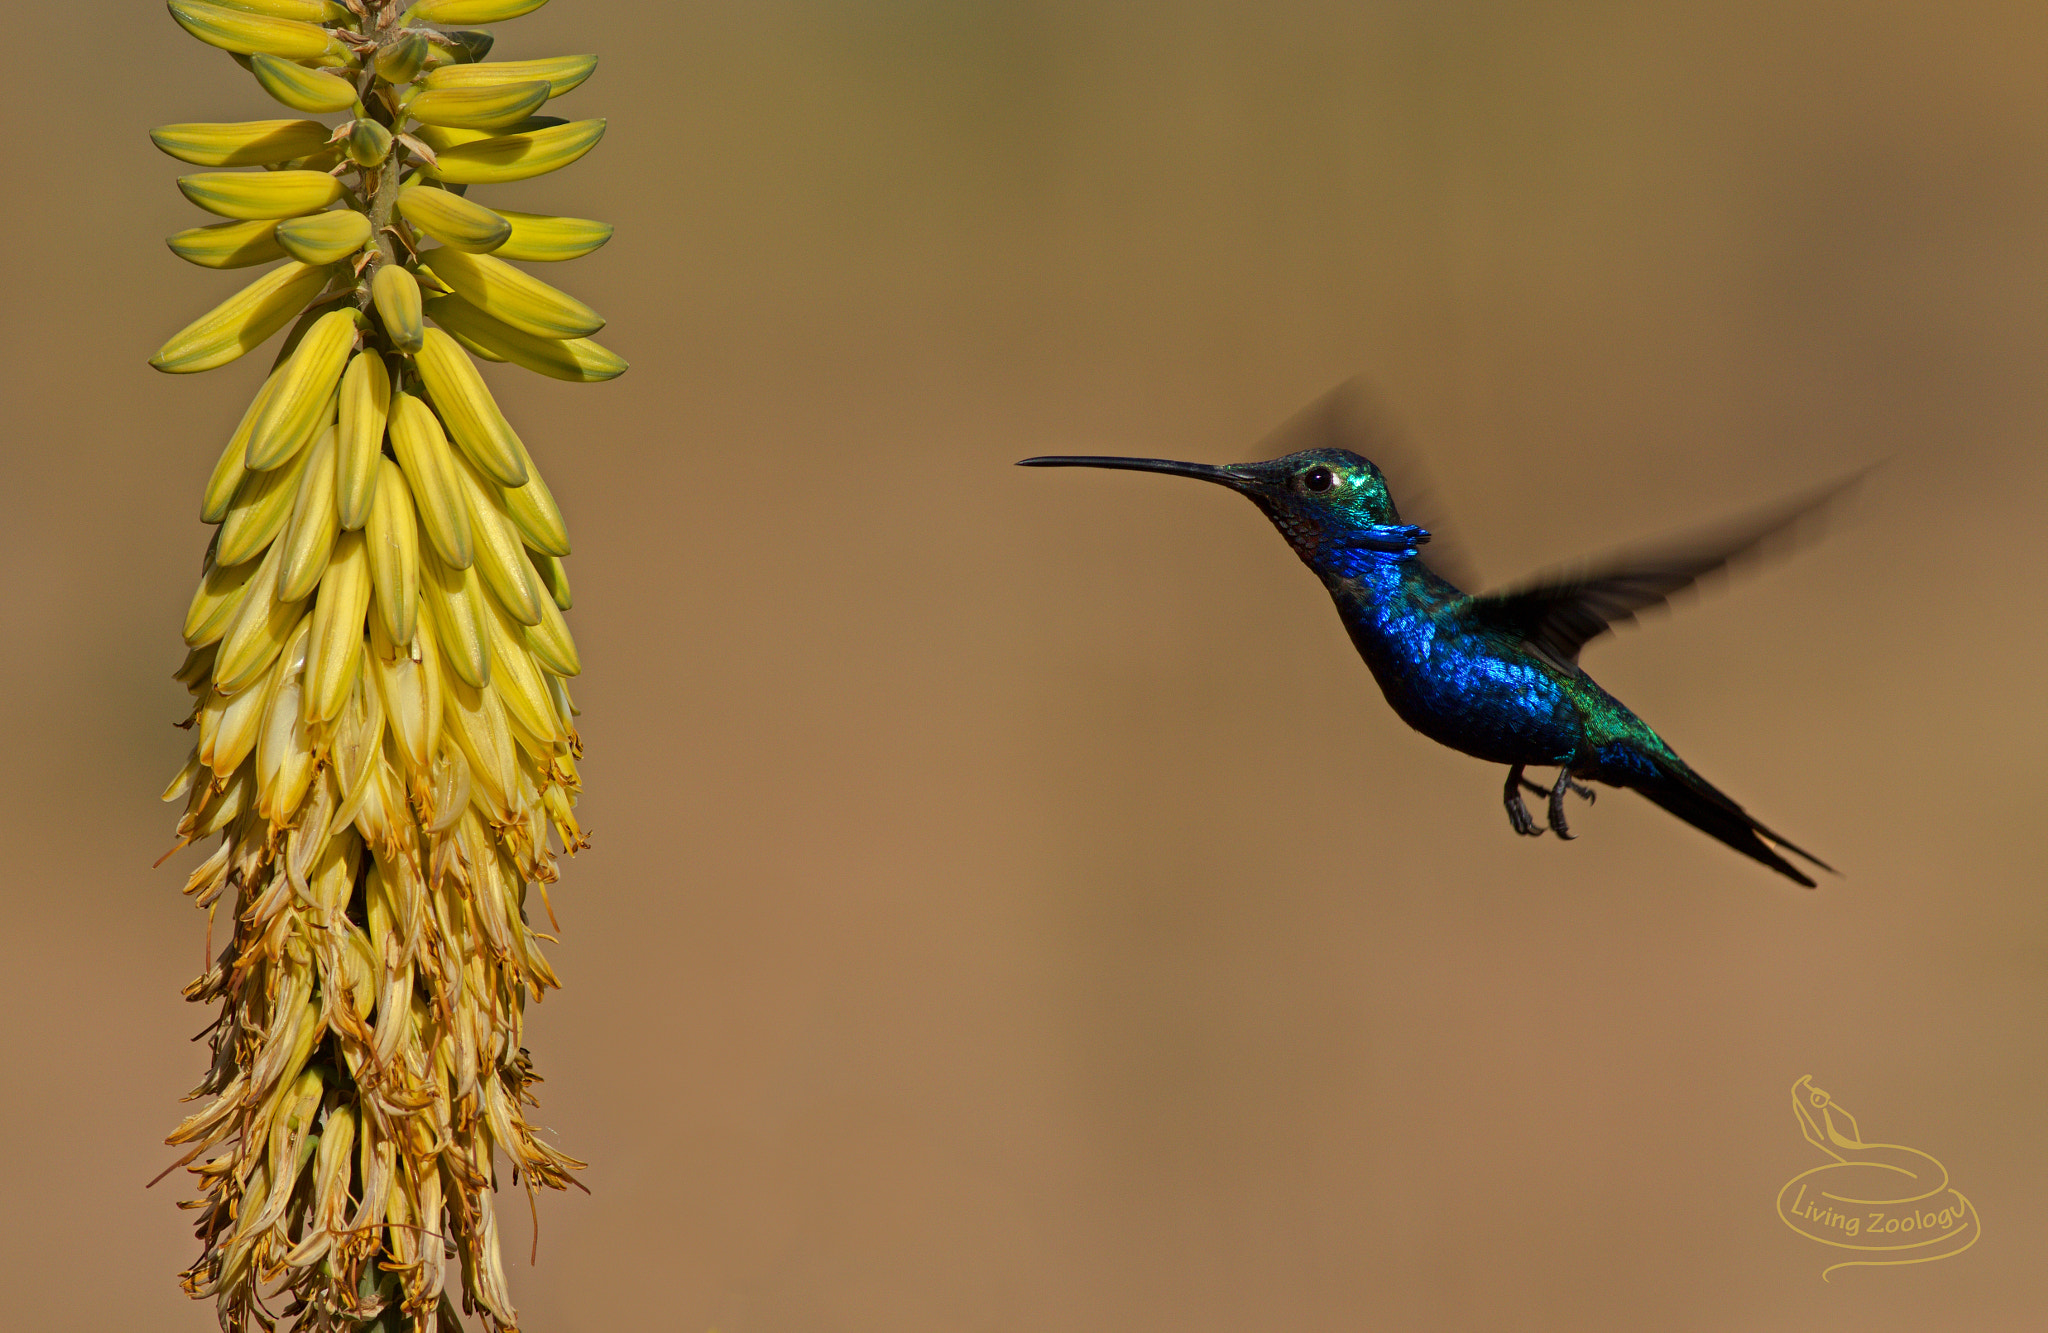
[1627,758,1834,888]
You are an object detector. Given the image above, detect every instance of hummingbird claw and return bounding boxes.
[1503,766,1546,837]
[1548,765,1581,840]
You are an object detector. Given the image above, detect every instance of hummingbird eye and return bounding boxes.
[1302,466,1334,494]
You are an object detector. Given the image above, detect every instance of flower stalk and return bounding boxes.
[152,1,621,1328]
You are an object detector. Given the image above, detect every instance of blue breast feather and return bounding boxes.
[1332,562,1585,766]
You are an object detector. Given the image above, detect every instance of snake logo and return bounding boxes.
[1775,1075,1980,1280]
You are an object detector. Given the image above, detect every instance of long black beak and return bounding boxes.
[1016,456,1252,488]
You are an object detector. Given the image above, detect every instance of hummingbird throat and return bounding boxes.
[1344,524,1432,556]
[1311,524,1432,580]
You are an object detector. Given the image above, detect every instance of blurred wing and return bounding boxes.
[1469,469,1869,669]
[1254,378,1484,592]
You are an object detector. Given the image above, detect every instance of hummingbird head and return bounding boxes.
[1018,446,1431,579]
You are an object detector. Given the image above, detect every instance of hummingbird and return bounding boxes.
[1021,385,1849,886]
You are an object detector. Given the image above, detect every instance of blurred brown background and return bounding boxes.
[3,1,2044,1329]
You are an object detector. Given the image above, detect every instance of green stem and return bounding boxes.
[363,0,411,275]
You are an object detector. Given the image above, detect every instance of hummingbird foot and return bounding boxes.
[1547,763,1583,840]
[1502,765,1546,837]
[1518,775,1595,803]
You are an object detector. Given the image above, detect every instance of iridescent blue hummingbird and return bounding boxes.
[1021,385,1849,886]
